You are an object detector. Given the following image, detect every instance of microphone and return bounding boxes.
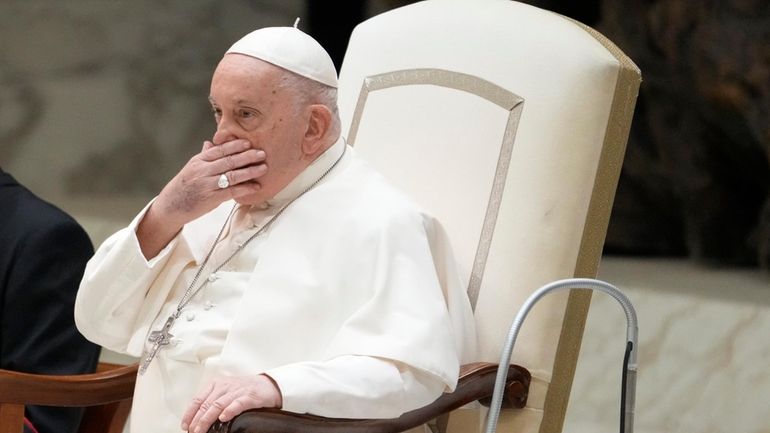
[483,278,638,433]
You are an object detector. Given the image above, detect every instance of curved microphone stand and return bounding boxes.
[483,278,638,433]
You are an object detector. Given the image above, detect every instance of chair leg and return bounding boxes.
[0,403,25,433]
[78,400,131,433]
[107,400,132,433]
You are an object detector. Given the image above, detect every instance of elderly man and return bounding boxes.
[75,26,474,433]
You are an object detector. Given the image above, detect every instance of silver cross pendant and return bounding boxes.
[139,315,176,375]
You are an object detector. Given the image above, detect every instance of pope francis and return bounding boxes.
[75,25,475,433]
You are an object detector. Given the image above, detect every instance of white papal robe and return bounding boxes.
[75,138,476,433]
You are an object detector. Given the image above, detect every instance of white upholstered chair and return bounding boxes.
[335,1,641,431]
[209,1,640,432]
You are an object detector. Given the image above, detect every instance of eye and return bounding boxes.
[211,106,222,122]
[238,109,255,119]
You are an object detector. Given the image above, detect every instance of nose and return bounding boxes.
[212,116,241,145]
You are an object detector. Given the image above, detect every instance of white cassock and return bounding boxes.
[75,137,476,433]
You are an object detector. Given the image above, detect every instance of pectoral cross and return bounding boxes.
[139,315,177,375]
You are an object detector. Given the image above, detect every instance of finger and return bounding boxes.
[205,149,266,176]
[188,388,230,433]
[218,396,252,422]
[225,163,268,187]
[223,180,262,200]
[201,140,215,152]
[200,139,252,162]
[181,384,213,430]
[191,394,238,433]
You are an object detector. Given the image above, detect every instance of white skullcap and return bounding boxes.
[226,26,338,88]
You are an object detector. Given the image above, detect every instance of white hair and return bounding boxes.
[277,69,341,139]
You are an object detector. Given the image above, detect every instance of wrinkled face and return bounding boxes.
[209,54,310,204]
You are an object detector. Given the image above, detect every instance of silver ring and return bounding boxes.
[217,173,230,189]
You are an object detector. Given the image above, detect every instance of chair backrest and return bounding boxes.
[337,1,640,432]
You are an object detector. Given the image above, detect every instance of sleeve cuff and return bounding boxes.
[262,356,446,418]
[262,364,313,415]
[127,198,180,267]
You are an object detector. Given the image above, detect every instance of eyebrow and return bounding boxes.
[208,96,260,108]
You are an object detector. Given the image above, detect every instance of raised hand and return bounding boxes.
[136,139,267,259]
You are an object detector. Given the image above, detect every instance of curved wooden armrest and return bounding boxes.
[208,362,530,433]
[0,363,137,433]
[0,363,138,406]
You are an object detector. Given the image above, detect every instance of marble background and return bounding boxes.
[0,0,305,214]
[2,2,768,433]
[566,257,770,433]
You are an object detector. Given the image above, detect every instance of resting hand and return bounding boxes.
[181,374,282,433]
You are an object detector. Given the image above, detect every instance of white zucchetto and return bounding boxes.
[226,26,338,88]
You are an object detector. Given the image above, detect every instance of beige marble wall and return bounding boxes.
[0,0,303,231]
[565,257,770,433]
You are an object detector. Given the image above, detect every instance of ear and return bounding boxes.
[301,104,333,157]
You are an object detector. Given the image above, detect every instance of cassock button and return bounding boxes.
[259,202,270,210]
[186,313,195,321]
[208,273,218,282]
[203,300,216,310]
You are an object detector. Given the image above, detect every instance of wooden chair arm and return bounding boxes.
[208,362,530,433]
[0,363,137,407]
